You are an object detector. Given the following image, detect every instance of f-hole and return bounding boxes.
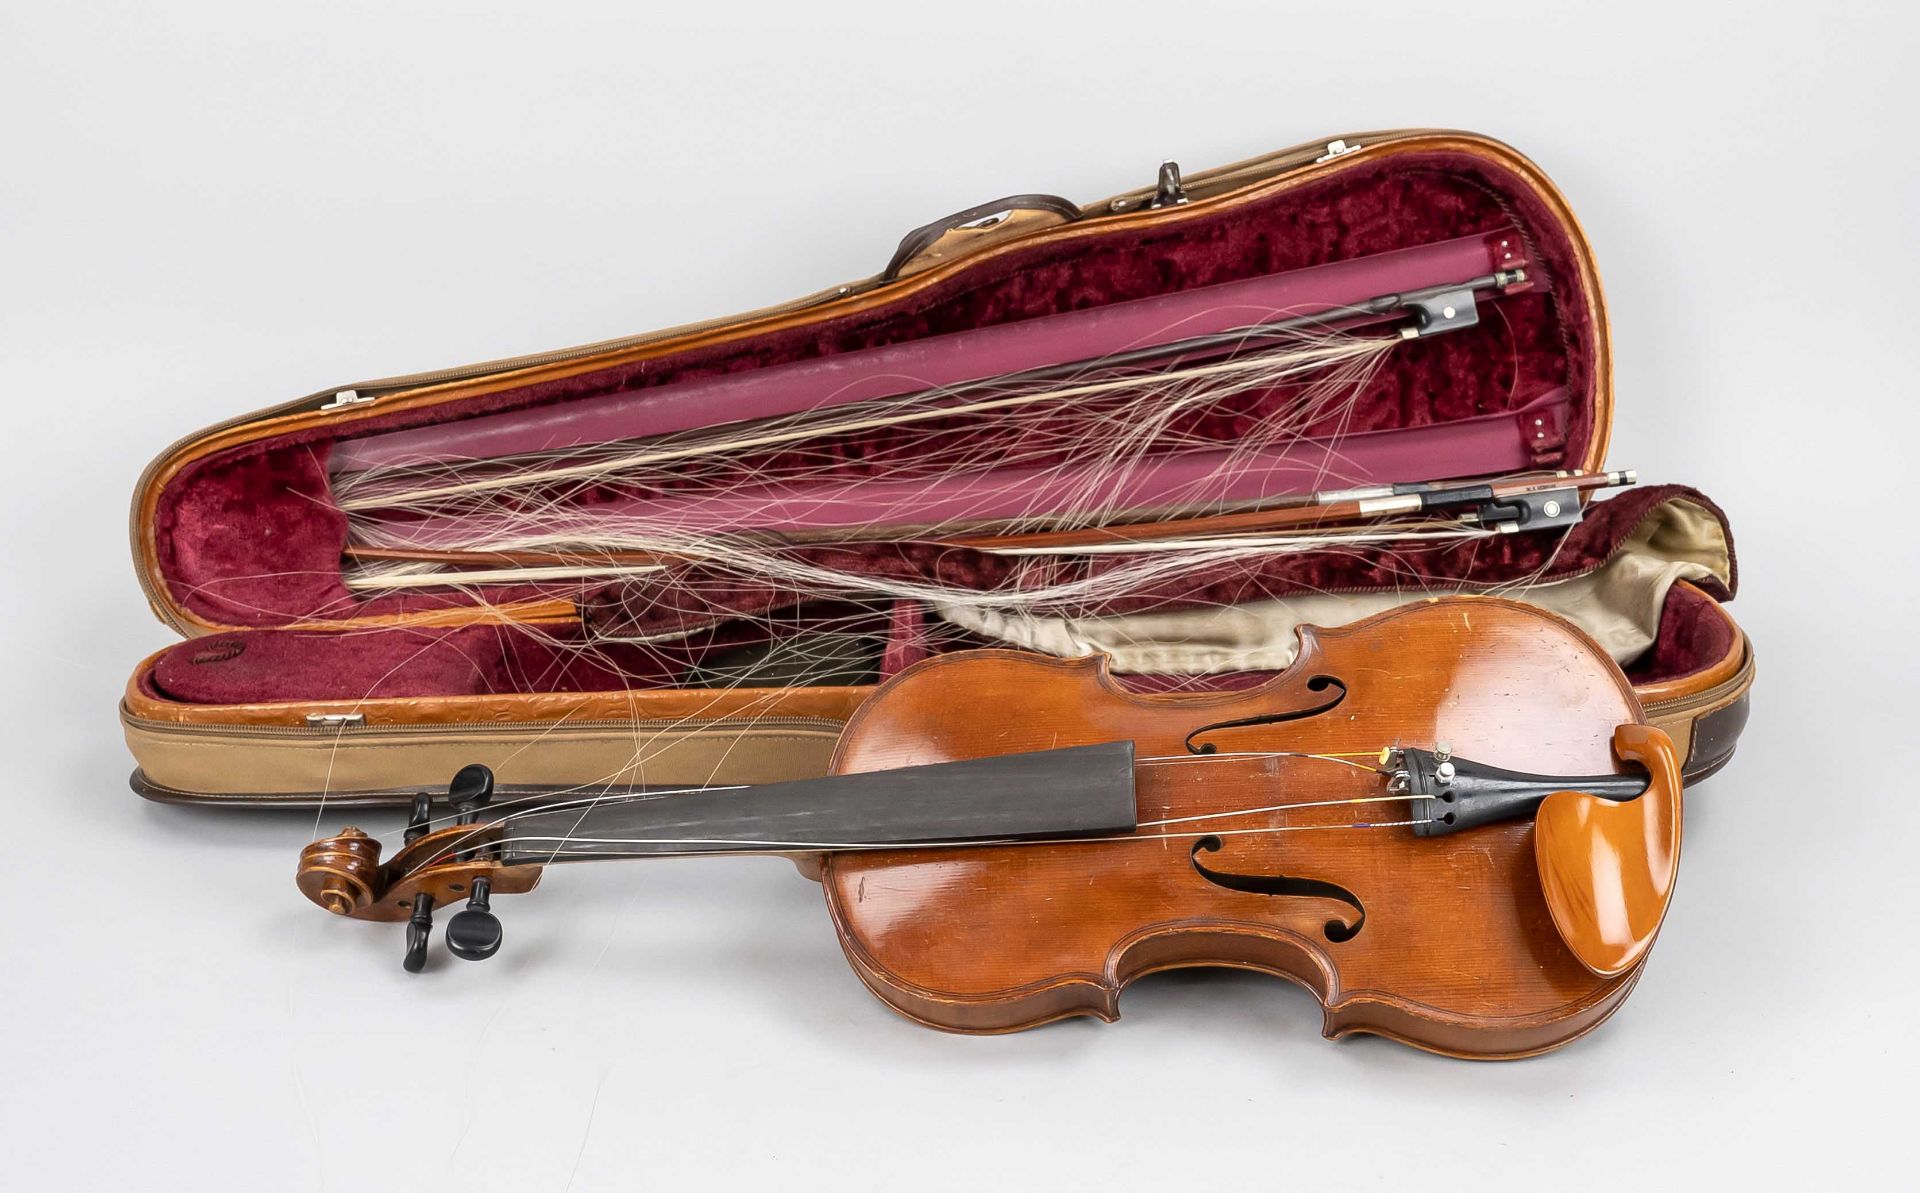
[1183,675,1347,756]
[1190,837,1366,943]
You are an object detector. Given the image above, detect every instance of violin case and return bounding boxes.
[123,129,1753,806]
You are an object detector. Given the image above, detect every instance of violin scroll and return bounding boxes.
[295,769,543,973]
[297,828,384,917]
[296,825,539,917]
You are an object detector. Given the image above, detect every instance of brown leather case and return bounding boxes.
[123,130,1753,805]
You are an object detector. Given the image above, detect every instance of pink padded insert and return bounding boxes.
[333,230,1522,472]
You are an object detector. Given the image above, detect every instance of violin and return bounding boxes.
[298,598,1682,1059]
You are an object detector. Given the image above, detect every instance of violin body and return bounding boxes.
[822,599,1664,1058]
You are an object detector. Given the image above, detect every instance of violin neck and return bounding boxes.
[493,742,1140,863]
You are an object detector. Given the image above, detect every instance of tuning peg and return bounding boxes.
[403,894,435,973]
[446,877,503,962]
[403,791,434,843]
[397,765,502,972]
[449,764,494,824]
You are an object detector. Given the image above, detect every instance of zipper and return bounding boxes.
[1103,128,1430,213]
[123,710,849,739]
[1641,646,1755,715]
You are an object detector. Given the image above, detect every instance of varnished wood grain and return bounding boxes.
[297,824,542,922]
[821,598,1654,1058]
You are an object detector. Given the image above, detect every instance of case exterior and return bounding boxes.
[122,130,1753,805]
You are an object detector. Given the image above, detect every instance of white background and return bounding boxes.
[3,2,1915,1188]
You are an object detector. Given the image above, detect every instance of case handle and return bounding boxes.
[881,193,1084,282]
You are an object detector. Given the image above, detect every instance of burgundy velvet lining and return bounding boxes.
[148,624,657,704]
[146,610,885,706]
[152,446,353,626]
[149,150,1595,628]
[1624,583,1738,685]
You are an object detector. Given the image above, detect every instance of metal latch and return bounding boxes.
[305,712,367,728]
[1148,161,1190,209]
[318,389,376,412]
[1314,139,1363,163]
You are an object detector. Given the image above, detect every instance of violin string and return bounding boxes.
[1139,793,1410,828]
[390,763,1414,879]
[384,746,1394,844]
[441,791,1415,864]
[478,817,1438,864]
[1137,749,1385,772]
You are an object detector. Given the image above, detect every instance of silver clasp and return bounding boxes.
[318,389,376,412]
[1148,160,1190,209]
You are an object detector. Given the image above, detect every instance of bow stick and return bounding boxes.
[955,470,1638,554]
[337,469,1634,591]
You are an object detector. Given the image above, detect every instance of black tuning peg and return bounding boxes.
[401,790,439,971]
[449,763,494,823]
[401,764,504,971]
[403,894,435,973]
[403,791,434,843]
[446,877,503,962]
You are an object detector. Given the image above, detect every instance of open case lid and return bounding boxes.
[131,130,1614,637]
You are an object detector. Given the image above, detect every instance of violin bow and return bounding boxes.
[338,468,1637,593]
[955,469,1639,554]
